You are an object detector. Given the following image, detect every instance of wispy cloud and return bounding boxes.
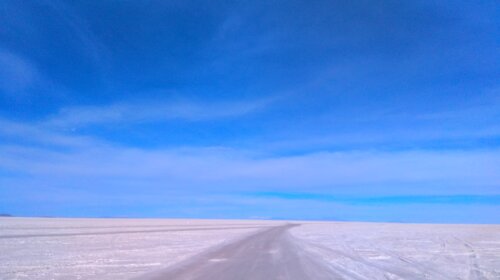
[1,120,499,196]
[40,0,109,77]
[0,118,99,148]
[0,50,41,97]
[44,98,274,127]
[0,49,66,99]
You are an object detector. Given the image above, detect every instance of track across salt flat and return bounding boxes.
[2,218,499,279]
[142,224,337,280]
[0,218,276,280]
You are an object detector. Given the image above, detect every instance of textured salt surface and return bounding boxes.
[0,218,276,280]
[290,222,500,279]
[2,218,500,280]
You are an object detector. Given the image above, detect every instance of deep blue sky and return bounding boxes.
[0,0,499,223]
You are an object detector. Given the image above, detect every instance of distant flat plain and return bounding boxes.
[1,217,499,279]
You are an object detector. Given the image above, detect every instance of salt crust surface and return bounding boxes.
[290,222,500,279]
[0,217,277,279]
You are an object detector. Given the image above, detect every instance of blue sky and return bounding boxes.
[0,0,499,223]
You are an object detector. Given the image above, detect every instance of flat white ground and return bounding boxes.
[290,222,500,279]
[0,218,278,279]
[1,218,500,279]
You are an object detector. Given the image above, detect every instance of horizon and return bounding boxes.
[1,1,499,223]
[2,215,500,225]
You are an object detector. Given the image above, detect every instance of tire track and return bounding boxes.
[139,224,340,280]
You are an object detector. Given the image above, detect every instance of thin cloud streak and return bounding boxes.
[40,0,110,78]
[0,118,100,148]
[1,118,499,195]
[1,141,499,195]
[44,98,274,127]
[0,50,41,97]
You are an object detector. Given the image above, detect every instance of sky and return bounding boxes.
[0,0,499,223]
